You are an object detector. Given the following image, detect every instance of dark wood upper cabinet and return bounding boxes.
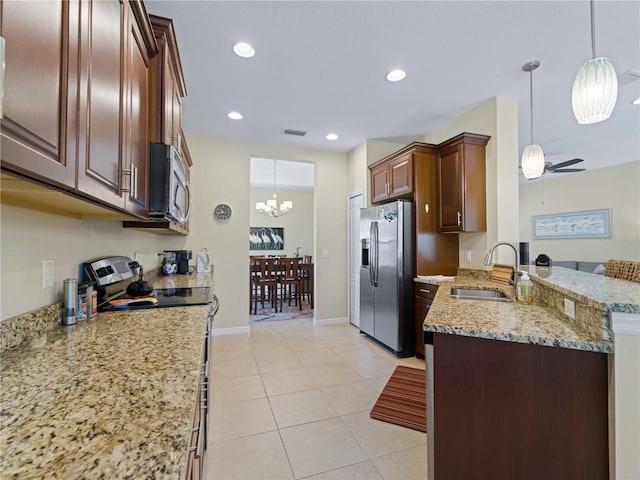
[1,0,157,219]
[0,0,80,189]
[369,147,416,203]
[436,132,490,233]
[148,14,186,149]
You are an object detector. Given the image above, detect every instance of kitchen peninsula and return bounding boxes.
[418,266,639,480]
[0,273,215,479]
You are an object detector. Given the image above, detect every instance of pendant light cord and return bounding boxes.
[590,0,597,59]
[529,69,534,144]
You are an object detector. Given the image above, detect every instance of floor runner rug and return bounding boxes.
[370,365,427,432]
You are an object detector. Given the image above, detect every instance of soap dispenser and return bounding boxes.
[518,272,533,304]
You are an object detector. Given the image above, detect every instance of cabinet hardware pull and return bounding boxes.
[457,211,462,226]
[0,37,5,119]
[122,168,132,194]
[419,289,431,294]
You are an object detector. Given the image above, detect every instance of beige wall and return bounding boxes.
[519,161,640,262]
[418,96,520,267]
[184,134,349,329]
[0,204,184,320]
[347,141,367,199]
[249,187,314,257]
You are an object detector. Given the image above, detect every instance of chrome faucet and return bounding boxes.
[483,241,521,298]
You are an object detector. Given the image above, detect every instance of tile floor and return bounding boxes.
[207,319,427,480]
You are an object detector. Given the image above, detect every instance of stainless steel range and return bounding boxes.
[82,256,216,313]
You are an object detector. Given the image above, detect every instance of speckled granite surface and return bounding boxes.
[525,266,640,314]
[0,304,210,479]
[416,274,613,353]
[0,271,215,353]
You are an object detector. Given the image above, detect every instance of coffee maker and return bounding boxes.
[162,250,192,275]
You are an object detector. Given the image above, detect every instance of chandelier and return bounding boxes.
[256,160,293,217]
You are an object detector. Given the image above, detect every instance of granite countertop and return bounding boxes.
[416,274,613,353]
[524,265,640,314]
[0,274,213,478]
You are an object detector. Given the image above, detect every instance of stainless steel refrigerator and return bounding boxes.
[359,200,414,356]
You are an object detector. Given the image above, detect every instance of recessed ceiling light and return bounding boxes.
[326,133,338,141]
[233,42,255,58]
[227,111,243,120]
[633,97,640,105]
[386,69,406,82]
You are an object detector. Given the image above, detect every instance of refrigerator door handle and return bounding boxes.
[373,222,379,286]
[369,222,375,286]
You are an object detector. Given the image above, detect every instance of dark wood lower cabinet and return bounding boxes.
[414,283,438,358]
[433,333,609,480]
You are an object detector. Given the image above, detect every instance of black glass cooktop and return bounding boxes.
[100,287,212,311]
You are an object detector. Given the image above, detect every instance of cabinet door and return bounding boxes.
[437,146,463,232]
[122,4,150,215]
[370,164,389,203]
[414,295,428,357]
[389,153,413,197]
[76,0,126,209]
[0,0,79,188]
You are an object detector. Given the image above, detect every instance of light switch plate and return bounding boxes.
[134,252,144,265]
[321,249,329,258]
[42,260,55,288]
[564,298,576,319]
[464,251,472,263]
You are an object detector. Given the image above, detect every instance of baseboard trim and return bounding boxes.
[212,326,250,336]
[314,317,349,325]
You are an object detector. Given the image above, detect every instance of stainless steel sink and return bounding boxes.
[450,287,513,302]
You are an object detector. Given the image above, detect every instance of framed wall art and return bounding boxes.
[250,227,284,250]
[532,209,611,239]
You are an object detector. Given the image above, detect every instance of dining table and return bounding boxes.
[249,258,314,312]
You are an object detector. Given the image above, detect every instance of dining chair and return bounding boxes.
[251,257,279,314]
[278,257,302,311]
[298,262,314,308]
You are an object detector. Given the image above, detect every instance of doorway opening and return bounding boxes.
[249,157,315,322]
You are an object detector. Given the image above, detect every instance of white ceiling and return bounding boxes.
[146,0,640,183]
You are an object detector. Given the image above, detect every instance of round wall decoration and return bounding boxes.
[213,203,232,222]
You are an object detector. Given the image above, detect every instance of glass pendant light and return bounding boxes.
[571,0,618,124]
[521,60,545,180]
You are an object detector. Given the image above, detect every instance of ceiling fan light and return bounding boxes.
[571,57,618,124]
[521,144,545,179]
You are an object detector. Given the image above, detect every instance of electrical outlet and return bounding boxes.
[564,298,576,319]
[134,252,144,265]
[464,251,472,263]
[42,260,55,288]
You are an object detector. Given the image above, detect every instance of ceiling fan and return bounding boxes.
[519,158,586,177]
[542,158,586,174]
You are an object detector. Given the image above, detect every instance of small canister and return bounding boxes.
[77,282,89,321]
[88,284,98,319]
[62,278,77,326]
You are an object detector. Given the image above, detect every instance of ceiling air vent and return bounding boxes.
[282,128,307,137]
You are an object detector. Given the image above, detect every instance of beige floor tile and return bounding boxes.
[371,444,428,480]
[307,362,363,388]
[269,389,337,428]
[252,343,295,359]
[211,374,266,404]
[319,334,362,347]
[294,347,342,368]
[346,357,396,379]
[255,351,304,373]
[279,417,367,478]
[304,460,384,480]
[286,336,328,352]
[342,411,426,459]
[331,343,380,362]
[210,356,259,380]
[210,342,254,362]
[320,381,380,415]
[209,397,277,443]
[365,376,391,393]
[206,430,294,480]
[261,367,316,397]
[396,356,426,369]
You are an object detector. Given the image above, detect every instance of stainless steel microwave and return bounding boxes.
[149,143,191,222]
